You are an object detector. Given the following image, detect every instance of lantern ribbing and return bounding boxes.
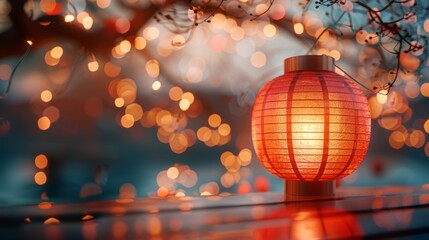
[252,55,371,191]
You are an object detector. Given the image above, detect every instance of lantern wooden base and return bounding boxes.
[285,180,335,196]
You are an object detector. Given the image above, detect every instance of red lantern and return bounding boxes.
[251,55,371,195]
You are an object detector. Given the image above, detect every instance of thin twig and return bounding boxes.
[334,63,382,94]
[0,42,32,99]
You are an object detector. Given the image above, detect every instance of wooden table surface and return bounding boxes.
[1,186,429,239]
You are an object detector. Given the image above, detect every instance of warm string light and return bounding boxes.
[40,90,53,102]
[197,114,231,147]
[34,154,48,187]
[219,148,254,190]
[155,164,198,197]
[152,80,161,91]
[88,54,99,72]
[64,14,75,22]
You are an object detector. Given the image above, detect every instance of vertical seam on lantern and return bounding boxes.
[260,80,283,177]
[334,79,359,178]
[286,72,304,181]
[314,72,330,181]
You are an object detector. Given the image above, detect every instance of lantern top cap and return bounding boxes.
[284,55,335,73]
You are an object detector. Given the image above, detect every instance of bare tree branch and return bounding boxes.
[0,0,162,59]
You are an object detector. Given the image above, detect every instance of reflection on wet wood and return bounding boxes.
[1,186,429,239]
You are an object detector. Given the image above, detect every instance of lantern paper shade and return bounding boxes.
[251,55,371,182]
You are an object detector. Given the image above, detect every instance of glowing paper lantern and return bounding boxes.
[251,55,371,195]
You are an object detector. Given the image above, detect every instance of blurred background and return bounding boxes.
[0,0,429,205]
